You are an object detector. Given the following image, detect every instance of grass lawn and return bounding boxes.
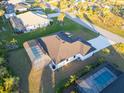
[44,8,57,14]
[0,17,98,48]
[95,43,124,72]
[8,49,32,93]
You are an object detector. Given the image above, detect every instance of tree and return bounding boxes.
[57,12,65,24]
[0,66,8,79]
[69,75,77,83]
[0,9,4,17]
[4,77,19,92]
[85,65,92,71]
[0,57,5,65]
[4,77,14,92]
[10,38,18,45]
[0,86,4,93]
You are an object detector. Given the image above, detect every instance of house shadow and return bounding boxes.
[83,13,97,33]
[40,65,55,93]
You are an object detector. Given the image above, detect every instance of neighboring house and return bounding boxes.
[8,0,25,5]
[8,0,34,4]
[15,2,31,12]
[9,16,26,33]
[25,0,35,3]
[4,4,16,19]
[76,63,121,93]
[76,0,86,2]
[17,11,50,32]
[23,32,95,70]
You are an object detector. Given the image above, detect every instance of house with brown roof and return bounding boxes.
[23,32,95,70]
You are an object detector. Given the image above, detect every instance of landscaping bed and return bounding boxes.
[55,59,104,93]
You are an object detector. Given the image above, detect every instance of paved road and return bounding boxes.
[66,13,124,43]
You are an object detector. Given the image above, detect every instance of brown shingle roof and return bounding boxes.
[42,35,92,64]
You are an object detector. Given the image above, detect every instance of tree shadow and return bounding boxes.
[40,65,55,93]
[83,13,97,33]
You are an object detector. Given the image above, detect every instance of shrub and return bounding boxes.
[64,75,77,88]
[102,48,110,55]
[70,91,77,93]
[114,43,124,54]
[56,61,104,93]
[97,57,105,64]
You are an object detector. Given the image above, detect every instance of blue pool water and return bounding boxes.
[94,70,114,87]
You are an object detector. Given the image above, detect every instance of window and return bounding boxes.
[74,55,76,58]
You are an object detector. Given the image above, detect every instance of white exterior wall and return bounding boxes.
[5,13,16,19]
[24,21,50,33]
[16,8,27,12]
[55,55,79,69]
[53,50,98,70]
[47,13,60,18]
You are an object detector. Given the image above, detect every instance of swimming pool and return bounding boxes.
[78,67,117,93]
[94,70,114,88]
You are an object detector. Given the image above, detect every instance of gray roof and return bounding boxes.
[9,16,26,32]
[5,4,15,14]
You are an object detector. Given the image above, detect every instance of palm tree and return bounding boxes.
[69,75,77,83]
[0,9,5,17]
[85,65,92,71]
[0,66,8,79]
[10,38,18,45]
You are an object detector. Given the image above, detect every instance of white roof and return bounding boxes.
[88,36,115,50]
[8,0,25,5]
[17,11,50,27]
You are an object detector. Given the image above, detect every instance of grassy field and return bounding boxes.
[86,13,124,37]
[0,17,98,48]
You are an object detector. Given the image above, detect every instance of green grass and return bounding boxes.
[8,49,31,93]
[0,17,98,48]
[95,43,124,72]
[44,8,57,14]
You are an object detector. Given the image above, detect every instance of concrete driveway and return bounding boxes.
[88,35,115,51]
